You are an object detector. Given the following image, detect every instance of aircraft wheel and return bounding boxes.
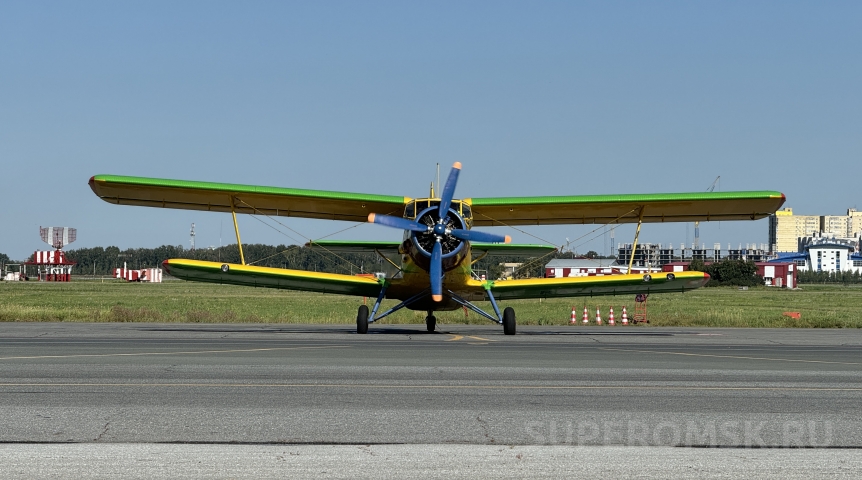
[426,315,437,332]
[502,307,516,335]
[357,305,369,334]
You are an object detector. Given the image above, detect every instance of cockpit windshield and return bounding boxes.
[404,199,472,226]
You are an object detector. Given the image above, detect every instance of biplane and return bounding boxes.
[89,163,785,334]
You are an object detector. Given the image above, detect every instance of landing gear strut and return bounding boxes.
[356,305,369,334]
[359,285,516,335]
[426,311,437,332]
[445,289,516,335]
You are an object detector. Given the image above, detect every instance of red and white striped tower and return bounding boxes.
[621,306,629,325]
[24,227,78,282]
[595,306,602,325]
[608,307,615,325]
[26,249,76,282]
[570,306,578,325]
[582,306,589,324]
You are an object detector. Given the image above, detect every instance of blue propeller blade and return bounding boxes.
[368,213,429,233]
[449,229,511,244]
[438,162,461,220]
[430,241,443,302]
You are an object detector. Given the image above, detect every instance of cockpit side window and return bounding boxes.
[404,201,416,219]
[461,202,472,219]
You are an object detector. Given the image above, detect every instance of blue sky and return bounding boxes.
[1,1,859,260]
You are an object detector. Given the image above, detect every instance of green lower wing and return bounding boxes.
[487,271,709,300]
[163,259,382,297]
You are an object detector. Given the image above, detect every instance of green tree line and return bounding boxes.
[688,258,764,287]
[39,244,383,276]
[5,244,584,279]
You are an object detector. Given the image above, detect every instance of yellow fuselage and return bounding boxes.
[386,198,480,311]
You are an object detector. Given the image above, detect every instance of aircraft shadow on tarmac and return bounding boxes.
[135,326,675,336]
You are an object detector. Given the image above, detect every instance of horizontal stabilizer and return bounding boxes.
[306,240,557,257]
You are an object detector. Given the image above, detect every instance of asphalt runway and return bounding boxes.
[1,322,861,477]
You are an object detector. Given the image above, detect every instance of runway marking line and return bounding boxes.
[467,336,494,342]
[0,383,859,392]
[0,345,349,361]
[598,347,862,366]
[445,335,495,343]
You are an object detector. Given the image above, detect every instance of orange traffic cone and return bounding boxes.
[621,306,629,325]
[570,306,578,325]
[582,306,589,324]
[595,306,602,325]
[608,307,615,325]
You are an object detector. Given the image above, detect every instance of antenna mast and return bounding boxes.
[436,163,440,197]
[694,176,720,249]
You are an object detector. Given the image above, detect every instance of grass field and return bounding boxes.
[1,279,860,328]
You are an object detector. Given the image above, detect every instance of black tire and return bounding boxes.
[426,315,437,332]
[503,307,516,335]
[356,305,369,334]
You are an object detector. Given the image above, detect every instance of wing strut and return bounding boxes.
[627,206,646,273]
[230,195,246,265]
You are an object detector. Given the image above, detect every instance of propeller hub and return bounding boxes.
[412,205,465,259]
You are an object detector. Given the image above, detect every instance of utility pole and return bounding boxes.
[190,223,196,252]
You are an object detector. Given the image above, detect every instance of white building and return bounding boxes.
[544,258,656,278]
[773,237,862,274]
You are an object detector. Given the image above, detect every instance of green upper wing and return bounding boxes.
[90,175,409,222]
[465,191,785,226]
[90,175,785,227]
[306,239,557,256]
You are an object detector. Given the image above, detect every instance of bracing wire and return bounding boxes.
[234,197,368,273]
[473,207,641,278]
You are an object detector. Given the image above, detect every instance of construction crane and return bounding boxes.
[694,176,720,250]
